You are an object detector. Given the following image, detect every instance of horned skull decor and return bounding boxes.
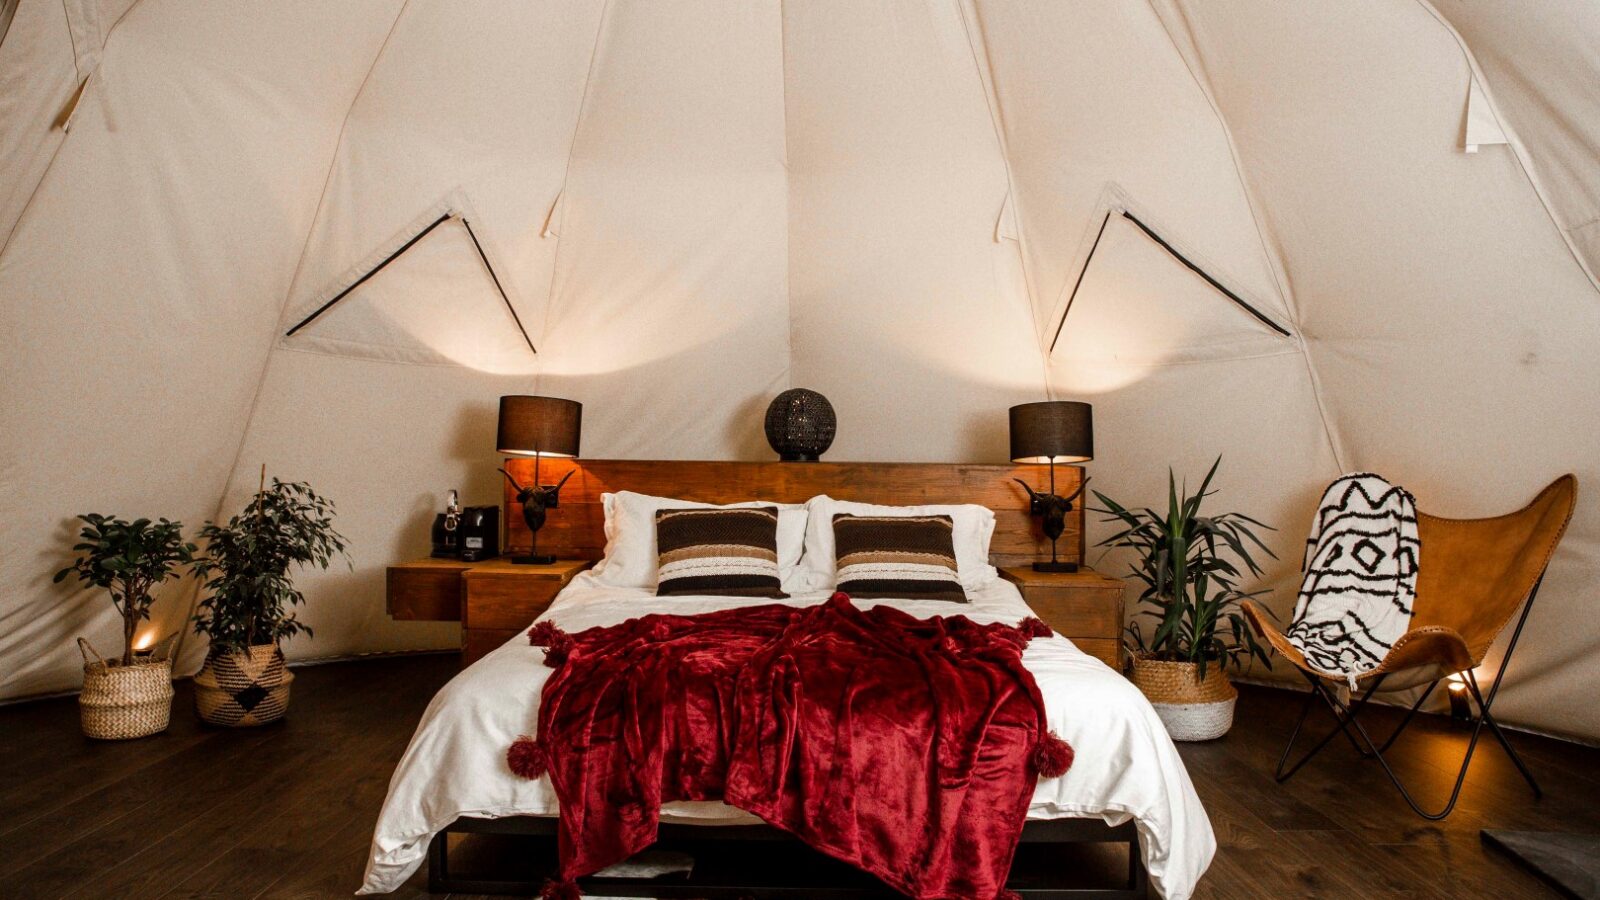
[495,395,582,566]
[1013,476,1090,573]
[1008,400,1094,573]
[499,468,574,565]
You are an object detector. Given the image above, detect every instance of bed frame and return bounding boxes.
[450,459,1137,897]
[500,458,1085,567]
[428,814,1149,898]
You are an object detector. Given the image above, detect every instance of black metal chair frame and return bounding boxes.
[1271,575,1546,820]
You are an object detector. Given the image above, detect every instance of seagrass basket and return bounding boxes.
[1130,653,1238,741]
[77,635,175,740]
[194,643,293,727]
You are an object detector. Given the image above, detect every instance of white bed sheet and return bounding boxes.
[359,574,1215,898]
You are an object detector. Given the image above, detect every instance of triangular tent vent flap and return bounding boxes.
[282,216,538,374]
[1051,213,1292,368]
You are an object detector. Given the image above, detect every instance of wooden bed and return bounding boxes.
[424,458,1148,898]
[501,457,1085,566]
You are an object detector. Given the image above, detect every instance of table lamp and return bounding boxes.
[1009,400,1094,573]
[496,395,581,565]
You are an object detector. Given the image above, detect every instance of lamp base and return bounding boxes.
[511,554,557,566]
[1032,561,1080,574]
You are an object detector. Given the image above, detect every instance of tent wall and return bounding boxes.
[1163,0,1600,734]
[2,1,1597,743]
[0,1,404,698]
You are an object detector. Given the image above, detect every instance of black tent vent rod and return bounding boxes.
[284,212,537,355]
[1049,209,1291,354]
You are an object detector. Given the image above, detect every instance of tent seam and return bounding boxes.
[1145,0,1349,472]
[0,0,148,260]
[953,0,1051,400]
[175,0,413,667]
[1411,0,1600,298]
[779,0,794,393]
[533,0,612,398]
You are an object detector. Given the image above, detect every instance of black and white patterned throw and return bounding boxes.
[1286,473,1420,686]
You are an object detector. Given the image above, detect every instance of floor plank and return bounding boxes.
[3,655,1596,899]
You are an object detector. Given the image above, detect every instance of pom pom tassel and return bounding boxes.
[1031,731,1075,778]
[527,620,565,647]
[528,621,574,668]
[1018,617,1053,640]
[996,890,1022,900]
[540,878,582,899]
[543,638,572,668]
[507,736,549,780]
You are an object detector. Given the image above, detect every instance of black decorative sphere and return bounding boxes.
[764,389,836,462]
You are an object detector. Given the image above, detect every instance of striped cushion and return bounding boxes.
[832,513,968,603]
[655,506,788,598]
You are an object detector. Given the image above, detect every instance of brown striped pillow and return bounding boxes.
[655,506,788,598]
[832,513,968,603]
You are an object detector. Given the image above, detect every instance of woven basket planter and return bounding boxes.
[1130,654,1238,741]
[194,643,293,727]
[77,637,174,740]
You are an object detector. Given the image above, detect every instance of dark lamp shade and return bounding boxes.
[1009,401,1093,464]
[496,395,581,458]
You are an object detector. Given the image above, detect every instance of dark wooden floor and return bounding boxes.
[2,654,1596,899]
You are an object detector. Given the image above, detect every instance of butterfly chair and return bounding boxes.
[1242,474,1577,820]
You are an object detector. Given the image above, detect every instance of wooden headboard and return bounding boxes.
[501,459,1084,568]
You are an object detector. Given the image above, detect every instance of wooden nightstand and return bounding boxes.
[386,558,590,665]
[999,566,1125,670]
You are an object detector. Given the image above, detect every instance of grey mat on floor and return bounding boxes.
[1482,830,1600,899]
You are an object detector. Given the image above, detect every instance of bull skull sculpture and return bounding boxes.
[1013,475,1090,572]
[499,467,575,564]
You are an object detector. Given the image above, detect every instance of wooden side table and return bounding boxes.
[386,558,591,665]
[999,566,1126,670]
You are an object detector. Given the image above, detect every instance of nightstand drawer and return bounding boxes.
[463,575,565,631]
[1023,589,1121,638]
[1068,638,1121,670]
[1000,565,1125,672]
[386,562,469,621]
[463,628,522,664]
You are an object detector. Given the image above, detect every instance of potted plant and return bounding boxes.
[191,469,348,726]
[1093,458,1275,741]
[54,514,195,739]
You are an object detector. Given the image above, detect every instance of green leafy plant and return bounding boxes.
[192,472,349,655]
[54,514,196,666]
[1093,457,1276,680]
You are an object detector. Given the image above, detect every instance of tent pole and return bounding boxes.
[283,212,453,337]
[461,216,537,355]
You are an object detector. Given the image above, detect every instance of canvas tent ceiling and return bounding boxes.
[1,1,1596,743]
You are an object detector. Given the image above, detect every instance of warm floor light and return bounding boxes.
[1447,673,1472,722]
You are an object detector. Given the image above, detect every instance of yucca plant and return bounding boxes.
[1093,457,1276,680]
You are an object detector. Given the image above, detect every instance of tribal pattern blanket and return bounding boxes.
[510,593,1071,900]
[1287,472,1420,684]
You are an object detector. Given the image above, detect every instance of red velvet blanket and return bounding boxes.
[510,593,1071,900]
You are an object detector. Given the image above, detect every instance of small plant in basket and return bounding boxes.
[1091,457,1276,740]
[54,514,195,739]
[189,468,348,726]
[55,514,195,666]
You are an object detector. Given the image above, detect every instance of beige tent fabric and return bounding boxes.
[0,1,405,698]
[1,2,1597,742]
[1427,0,1600,281]
[1158,0,1600,735]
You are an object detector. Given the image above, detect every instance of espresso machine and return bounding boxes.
[432,490,500,561]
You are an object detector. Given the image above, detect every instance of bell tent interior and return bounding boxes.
[2,2,1599,898]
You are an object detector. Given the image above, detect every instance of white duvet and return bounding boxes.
[359,574,1215,898]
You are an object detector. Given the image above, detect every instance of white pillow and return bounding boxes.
[799,495,998,590]
[593,491,809,592]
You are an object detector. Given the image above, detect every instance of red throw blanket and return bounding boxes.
[510,593,1071,900]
